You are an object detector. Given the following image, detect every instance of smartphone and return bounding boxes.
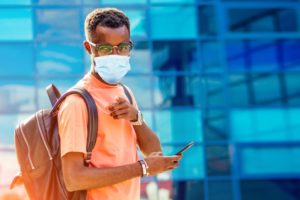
[175,141,195,155]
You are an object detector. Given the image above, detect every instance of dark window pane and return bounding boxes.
[173,180,204,200]
[37,43,84,75]
[205,145,232,176]
[231,109,300,142]
[155,109,202,143]
[0,9,33,41]
[150,6,197,40]
[282,40,300,70]
[154,75,201,108]
[163,144,204,180]
[208,180,233,200]
[203,109,228,141]
[228,9,299,33]
[153,41,199,72]
[36,9,81,40]
[0,80,35,112]
[241,180,300,200]
[0,43,34,76]
[199,6,217,35]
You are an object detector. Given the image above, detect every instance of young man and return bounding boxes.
[58,8,181,200]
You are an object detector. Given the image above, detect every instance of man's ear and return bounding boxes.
[83,40,92,54]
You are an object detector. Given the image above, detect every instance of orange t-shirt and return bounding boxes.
[58,73,140,200]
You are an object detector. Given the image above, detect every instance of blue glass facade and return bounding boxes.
[1,0,300,199]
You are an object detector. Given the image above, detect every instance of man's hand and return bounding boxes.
[108,97,138,121]
[144,152,182,176]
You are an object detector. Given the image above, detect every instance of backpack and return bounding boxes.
[11,83,133,200]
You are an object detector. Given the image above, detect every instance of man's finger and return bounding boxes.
[111,109,128,118]
[111,102,128,111]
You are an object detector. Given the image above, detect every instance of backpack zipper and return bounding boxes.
[35,113,53,160]
[19,125,35,170]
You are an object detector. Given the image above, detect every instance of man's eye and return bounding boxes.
[99,46,111,52]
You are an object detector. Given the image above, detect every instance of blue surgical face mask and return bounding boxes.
[94,55,131,84]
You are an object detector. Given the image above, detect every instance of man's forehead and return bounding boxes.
[91,25,130,44]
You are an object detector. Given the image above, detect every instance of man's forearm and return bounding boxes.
[65,161,142,191]
[134,123,162,156]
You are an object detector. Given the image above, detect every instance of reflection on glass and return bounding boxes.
[163,144,204,180]
[231,109,300,142]
[130,42,151,73]
[154,109,202,143]
[37,79,79,109]
[123,75,153,109]
[36,9,81,40]
[0,81,35,112]
[199,6,217,35]
[0,9,33,41]
[203,109,228,141]
[228,9,299,33]
[32,0,80,4]
[241,147,300,175]
[205,145,231,176]
[208,180,233,200]
[150,6,197,39]
[37,43,84,75]
[151,0,194,3]
[0,114,31,144]
[201,75,225,107]
[84,0,146,4]
[152,41,198,72]
[201,41,223,72]
[154,75,202,107]
[0,44,34,76]
[0,0,30,5]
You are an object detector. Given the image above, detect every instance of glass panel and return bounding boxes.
[203,109,228,141]
[173,180,204,200]
[228,9,299,33]
[0,0,30,5]
[199,6,217,35]
[201,41,223,72]
[205,145,232,176]
[231,109,300,142]
[130,42,151,73]
[150,6,197,40]
[83,8,147,39]
[282,40,300,70]
[37,43,84,75]
[151,0,195,3]
[0,43,34,76]
[36,9,81,40]
[163,144,204,180]
[241,147,300,175]
[32,0,80,4]
[241,180,300,200]
[0,114,31,145]
[0,80,35,112]
[84,0,146,4]
[0,9,33,41]
[208,180,233,200]
[154,110,202,144]
[152,41,199,72]
[154,75,202,108]
[285,73,300,96]
[37,78,79,109]
[201,75,225,107]
[123,75,153,109]
[225,0,299,1]
[229,74,250,107]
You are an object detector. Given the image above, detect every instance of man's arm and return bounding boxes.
[62,152,180,192]
[133,123,162,157]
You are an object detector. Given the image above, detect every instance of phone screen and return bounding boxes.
[175,141,195,155]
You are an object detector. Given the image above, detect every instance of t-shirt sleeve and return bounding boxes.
[57,95,88,157]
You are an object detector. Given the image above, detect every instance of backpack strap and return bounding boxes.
[46,84,61,107]
[120,84,133,105]
[50,87,98,166]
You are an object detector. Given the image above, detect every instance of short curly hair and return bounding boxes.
[84,8,130,39]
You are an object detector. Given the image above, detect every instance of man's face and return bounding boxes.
[84,25,131,58]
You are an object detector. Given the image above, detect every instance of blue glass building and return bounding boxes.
[0,0,300,199]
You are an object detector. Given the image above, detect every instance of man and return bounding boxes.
[58,8,181,200]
